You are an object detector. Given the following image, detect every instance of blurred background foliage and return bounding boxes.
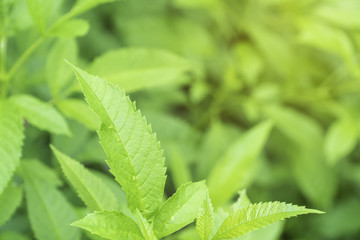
[1,0,360,239]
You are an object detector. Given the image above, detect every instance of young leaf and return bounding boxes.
[56,98,101,130]
[48,19,89,37]
[11,95,70,135]
[69,64,167,217]
[72,210,144,240]
[196,192,214,240]
[135,209,158,240]
[153,181,207,238]
[20,163,80,240]
[88,48,192,92]
[47,39,78,97]
[0,101,24,195]
[208,121,273,206]
[212,202,322,240]
[51,146,119,211]
[0,182,23,226]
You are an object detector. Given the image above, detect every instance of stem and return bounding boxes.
[0,36,6,75]
[6,36,45,81]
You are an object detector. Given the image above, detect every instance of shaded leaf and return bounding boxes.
[0,182,23,226]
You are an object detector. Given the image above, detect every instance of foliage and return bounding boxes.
[1,0,359,239]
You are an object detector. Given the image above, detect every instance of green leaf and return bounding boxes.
[265,105,337,208]
[19,159,62,187]
[68,0,121,19]
[208,121,273,206]
[88,48,192,92]
[324,118,358,165]
[0,101,24,194]
[20,163,80,240]
[51,146,119,211]
[69,64,166,217]
[153,181,207,238]
[47,39,78,97]
[48,19,89,37]
[212,202,322,240]
[56,98,101,130]
[196,192,214,240]
[25,0,53,33]
[11,95,70,135]
[72,210,144,240]
[135,209,158,240]
[0,182,23,226]
[167,144,192,188]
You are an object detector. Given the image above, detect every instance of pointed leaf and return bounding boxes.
[231,190,251,211]
[212,202,322,240]
[135,209,158,240]
[72,210,144,240]
[153,181,207,238]
[208,121,273,206]
[20,163,80,240]
[11,95,70,135]
[51,146,119,211]
[88,48,192,92]
[196,192,214,240]
[0,182,23,226]
[69,64,166,217]
[0,101,24,194]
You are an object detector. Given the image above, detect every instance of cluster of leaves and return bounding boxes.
[0,0,359,239]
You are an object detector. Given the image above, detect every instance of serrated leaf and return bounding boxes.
[69,64,166,217]
[51,146,119,211]
[48,18,89,37]
[68,0,121,19]
[212,202,322,240]
[135,209,158,240]
[88,48,192,92]
[0,182,23,226]
[47,39,78,97]
[208,121,273,206]
[56,98,101,130]
[196,192,214,240]
[72,210,144,240]
[324,118,358,165]
[20,163,80,240]
[11,95,70,135]
[153,181,207,238]
[0,101,24,194]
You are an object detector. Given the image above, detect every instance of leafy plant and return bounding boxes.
[1,0,358,239]
[49,64,321,240]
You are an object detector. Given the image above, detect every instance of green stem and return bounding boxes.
[6,36,45,81]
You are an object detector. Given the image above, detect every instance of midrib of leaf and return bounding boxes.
[213,205,321,239]
[27,178,62,240]
[82,79,146,211]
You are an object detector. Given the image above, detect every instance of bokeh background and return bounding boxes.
[2,0,360,239]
